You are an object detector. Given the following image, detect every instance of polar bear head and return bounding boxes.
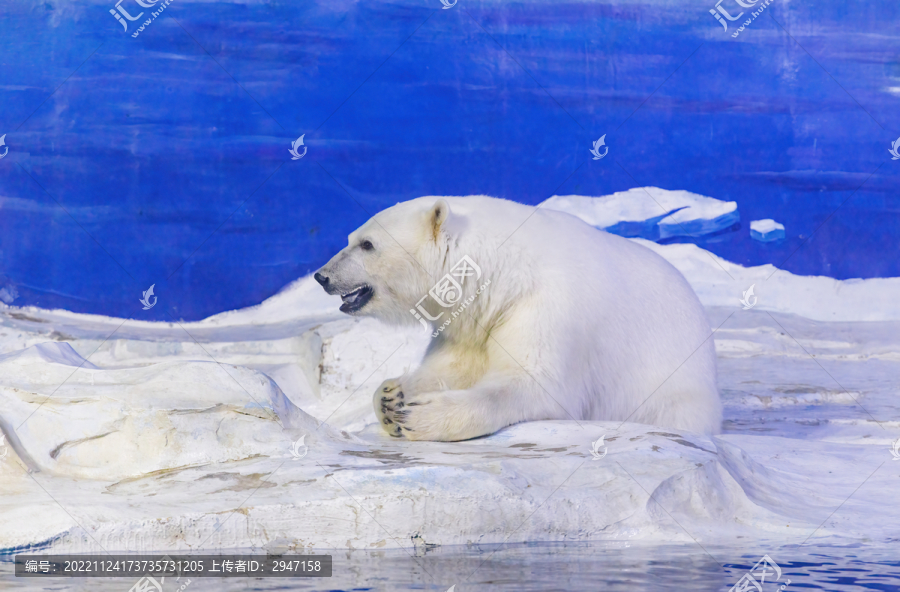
[314,199,454,325]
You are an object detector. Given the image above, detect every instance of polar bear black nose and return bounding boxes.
[314,272,329,287]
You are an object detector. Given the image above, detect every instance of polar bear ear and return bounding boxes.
[429,199,451,241]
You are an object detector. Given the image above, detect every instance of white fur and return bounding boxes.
[316,196,722,441]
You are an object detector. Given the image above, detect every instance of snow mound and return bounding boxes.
[0,418,841,553]
[635,240,900,322]
[541,187,739,240]
[0,343,339,481]
[0,342,99,369]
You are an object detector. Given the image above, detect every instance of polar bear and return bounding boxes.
[314,196,721,441]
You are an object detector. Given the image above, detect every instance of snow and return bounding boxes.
[633,239,900,322]
[750,219,786,242]
[540,187,739,240]
[1,195,899,554]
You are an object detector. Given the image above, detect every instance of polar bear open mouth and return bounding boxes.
[339,285,374,313]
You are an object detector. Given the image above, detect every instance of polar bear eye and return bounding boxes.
[360,240,374,251]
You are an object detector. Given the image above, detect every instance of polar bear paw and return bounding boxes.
[374,378,408,438]
[374,378,435,439]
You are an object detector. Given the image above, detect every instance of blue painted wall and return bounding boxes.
[1,0,898,321]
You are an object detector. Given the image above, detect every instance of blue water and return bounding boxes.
[2,543,900,591]
[1,0,898,320]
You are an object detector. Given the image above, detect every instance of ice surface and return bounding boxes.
[750,218,786,242]
[540,187,739,240]
[0,229,898,554]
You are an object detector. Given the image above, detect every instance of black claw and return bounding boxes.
[383,386,391,393]
[381,397,393,403]
[397,392,404,399]
[383,417,393,425]
[395,402,404,409]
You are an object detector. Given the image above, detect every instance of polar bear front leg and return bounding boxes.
[389,388,498,441]
[379,374,571,441]
[373,356,464,438]
[373,376,453,438]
